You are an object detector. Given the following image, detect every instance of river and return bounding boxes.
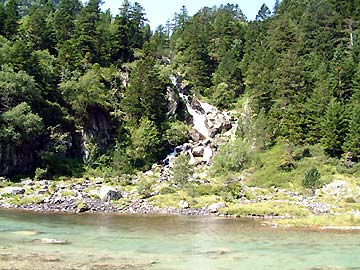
[0,209,359,270]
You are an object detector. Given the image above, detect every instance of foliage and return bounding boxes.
[302,167,321,192]
[165,120,190,147]
[211,139,251,175]
[172,153,193,188]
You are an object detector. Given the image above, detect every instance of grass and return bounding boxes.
[219,201,310,217]
[246,144,337,190]
[275,214,360,228]
[7,195,45,206]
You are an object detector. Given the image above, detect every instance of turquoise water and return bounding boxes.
[1,209,360,270]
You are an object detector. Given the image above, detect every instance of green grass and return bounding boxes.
[7,195,45,206]
[246,144,337,190]
[275,214,360,228]
[219,201,310,217]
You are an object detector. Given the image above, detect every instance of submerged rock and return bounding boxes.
[36,238,70,245]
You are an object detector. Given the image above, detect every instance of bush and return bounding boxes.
[302,167,321,193]
[173,154,193,188]
[165,120,190,147]
[211,139,251,175]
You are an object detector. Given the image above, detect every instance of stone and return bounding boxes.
[1,187,25,196]
[203,146,213,164]
[99,186,122,201]
[208,202,226,213]
[178,200,189,209]
[39,238,69,245]
[192,145,204,157]
[189,129,206,142]
[322,180,352,196]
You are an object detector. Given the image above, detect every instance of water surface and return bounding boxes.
[0,209,359,270]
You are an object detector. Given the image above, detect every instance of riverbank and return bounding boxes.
[1,175,360,230]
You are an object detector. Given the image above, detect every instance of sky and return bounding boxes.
[99,0,276,29]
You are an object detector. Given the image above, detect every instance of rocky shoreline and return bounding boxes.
[0,178,216,216]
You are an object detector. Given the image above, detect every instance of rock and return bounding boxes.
[99,186,122,201]
[323,180,352,196]
[178,200,189,209]
[1,187,25,196]
[208,202,226,213]
[192,145,204,157]
[39,238,69,245]
[12,230,40,236]
[203,146,213,164]
[189,129,206,142]
[21,179,33,186]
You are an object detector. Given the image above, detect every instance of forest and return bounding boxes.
[0,0,360,182]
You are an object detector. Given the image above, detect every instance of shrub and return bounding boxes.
[173,154,193,188]
[211,139,251,175]
[302,167,321,193]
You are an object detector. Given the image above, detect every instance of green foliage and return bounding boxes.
[302,167,321,192]
[127,117,161,169]
[211,139,251,175]
[172,153,193,188]
[220,201,310,217]
[165,120,190,147]
[0,102,44,143]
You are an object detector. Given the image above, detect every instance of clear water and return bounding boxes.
[1,209,360,270]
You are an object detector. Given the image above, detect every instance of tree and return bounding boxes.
[173,153,193,188]
[256,3,271,21]
[320,98,347,157]
[54,0,81,43]
[122,56,168,127]
[126,117,161,169]
[343,102,360,160]
[3,0,19,39]
[302,167,321,194]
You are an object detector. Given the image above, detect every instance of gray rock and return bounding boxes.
[1,187,25,196]
[323,180,352,196]
[192,145,204,157]
[39,238,70,245]
[178,200,189,209]
[208,202,226,213]
[99,186,122,201]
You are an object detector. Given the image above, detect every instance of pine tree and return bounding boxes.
[54,0,81,43]
[3,0,19,39]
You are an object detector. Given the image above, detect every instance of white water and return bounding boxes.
[179,93,209,139]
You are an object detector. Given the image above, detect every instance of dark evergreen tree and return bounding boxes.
[3,0,19,39]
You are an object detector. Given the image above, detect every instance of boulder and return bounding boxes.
[1,187,25,196]
[208,202,226,213]
[322,180,352,196]
[192,145,204,157]
[178,200,189,209]
[189,129,206,142]
[203,146,213,164]
[99,186,122,201]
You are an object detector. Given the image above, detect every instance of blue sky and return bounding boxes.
[99,0,276,29]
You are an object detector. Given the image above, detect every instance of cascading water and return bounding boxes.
[164,76,233,167]
[179,93,209,139]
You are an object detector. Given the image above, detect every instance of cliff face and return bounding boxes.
[80,106,115,162]
[0,143,37,176]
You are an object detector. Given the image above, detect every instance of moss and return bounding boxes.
[220,201,310,217]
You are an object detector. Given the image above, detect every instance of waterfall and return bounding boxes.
[179,93,209,139]
[163,76,233,167]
